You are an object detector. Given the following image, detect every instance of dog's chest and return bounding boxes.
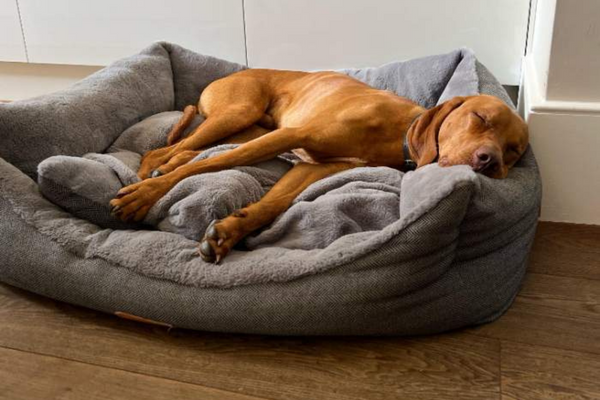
[291,148,368,166]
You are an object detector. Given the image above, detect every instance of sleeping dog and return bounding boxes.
[109,69,529,263]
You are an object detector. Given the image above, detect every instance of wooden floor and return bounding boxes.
[1,221,599,400]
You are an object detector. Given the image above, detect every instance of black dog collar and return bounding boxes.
[402,113,423,171]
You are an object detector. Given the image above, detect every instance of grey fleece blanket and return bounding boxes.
[37,47,512,254]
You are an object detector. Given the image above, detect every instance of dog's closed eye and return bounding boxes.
[472,111,487,123]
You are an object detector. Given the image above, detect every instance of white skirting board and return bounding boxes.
[520,56,600,225]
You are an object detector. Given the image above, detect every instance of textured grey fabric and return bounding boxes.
[247,167,403,250]
[475,60,515,108]
[36,111,206,230]
[37,154,142,230]
[0,43,174,178]
[0,184,534,336]
[342,48,479,109]
[0,43,541,335]
[11,148,480,288]
[149,145,293,239]
[108,111,205,155]
[161,42,247,110]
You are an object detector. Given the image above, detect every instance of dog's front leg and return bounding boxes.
[198,161,358,263]
[110,127,309,222]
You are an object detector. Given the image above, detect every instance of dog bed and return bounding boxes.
[0,42,541,335]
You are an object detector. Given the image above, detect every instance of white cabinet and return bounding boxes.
[0,0,27,62]
[245,0,530,85]
[5,0,531,84]
[18,0,247,65]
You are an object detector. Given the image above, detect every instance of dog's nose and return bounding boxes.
[472,146,500,173]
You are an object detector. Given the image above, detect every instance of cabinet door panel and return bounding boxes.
[19,0,246,65]
[245,0,529,85]
[0,0,27,62]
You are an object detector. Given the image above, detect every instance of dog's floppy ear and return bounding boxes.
[407,97,465,167]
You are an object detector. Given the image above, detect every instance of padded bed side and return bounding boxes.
[0,167,501,336]
[159,42,247,110]
[0,153,535,335]
[0,43,174,179]
[0,42,248,180]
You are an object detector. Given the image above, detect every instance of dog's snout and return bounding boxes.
[477,151,491,163]
[472,146,500,173]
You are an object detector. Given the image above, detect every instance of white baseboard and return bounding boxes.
[522,56,600,225]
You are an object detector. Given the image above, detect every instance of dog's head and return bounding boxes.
[407,95,529,179]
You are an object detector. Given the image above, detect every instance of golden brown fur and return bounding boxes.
[109,69,528,262]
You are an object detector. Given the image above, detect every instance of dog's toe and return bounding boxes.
[199,220,233,264]
[110,205,122,215]
[206,220,219,239]
[199,240,216,262]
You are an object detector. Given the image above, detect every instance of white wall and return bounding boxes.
[544,0,600,102]
[0,0,27,62]
[528,0,556,97]
[16,0,247,66]
[523,0,600,225]
[1,0,529,87]
[245,0,529,85]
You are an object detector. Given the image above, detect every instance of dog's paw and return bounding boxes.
[109,178,171,222]
[138,146,175,180]
[149,150,201,179]
[198,213,248,264]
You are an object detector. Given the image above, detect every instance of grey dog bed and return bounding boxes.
[0,42,541,335]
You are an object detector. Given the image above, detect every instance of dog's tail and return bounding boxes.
[166,105,198,146]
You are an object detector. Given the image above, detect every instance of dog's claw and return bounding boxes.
[199,240,215,262]
[111,205,122,215]
[199,221,229,263]
[206,220,218,239]
[199,254,213,263]
[151,169,163,178]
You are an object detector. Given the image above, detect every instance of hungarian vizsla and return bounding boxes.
[109,69,529,263]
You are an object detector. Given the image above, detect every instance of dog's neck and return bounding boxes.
[402,113,423,171]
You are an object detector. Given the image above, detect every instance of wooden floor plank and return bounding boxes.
[530,222,600,280]
[469,272,600,355]
[0,284,500,400]
[501,341,600,400]
[0,346,264,400]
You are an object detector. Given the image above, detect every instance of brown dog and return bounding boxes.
[109,69,528,263]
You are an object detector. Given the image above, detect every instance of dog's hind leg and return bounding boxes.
[139,75,270,179]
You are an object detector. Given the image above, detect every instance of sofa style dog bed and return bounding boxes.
[0,42,541,335]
